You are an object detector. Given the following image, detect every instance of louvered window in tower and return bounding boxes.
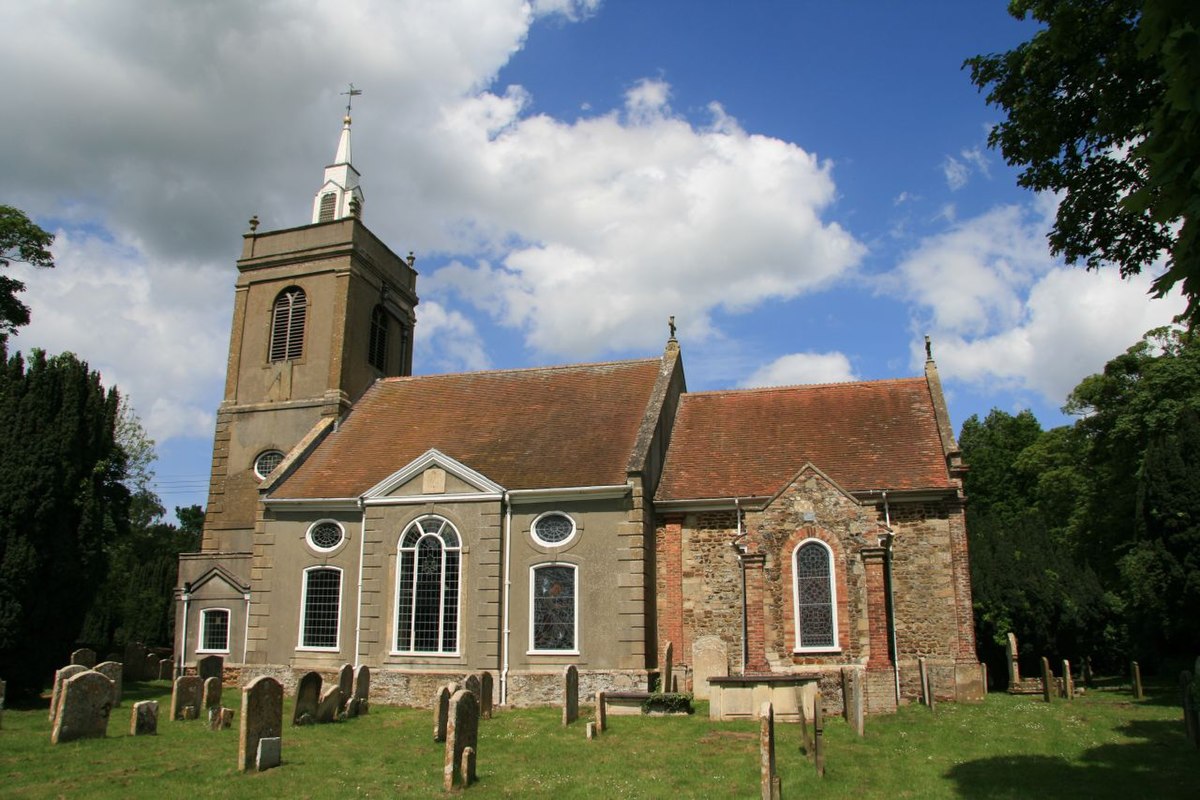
[317,192,337,222]
[368,305,388,371]
[269,287,307,362]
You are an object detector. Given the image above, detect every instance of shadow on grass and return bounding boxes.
[945,718,1194,799]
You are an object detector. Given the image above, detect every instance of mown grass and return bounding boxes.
[1,678,1193,798]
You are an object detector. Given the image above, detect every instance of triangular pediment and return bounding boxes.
[762,461,860,509]
[362,448,504,500]
[189,564,249,596]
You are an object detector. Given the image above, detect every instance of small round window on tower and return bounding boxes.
[308,520,345,552]
[254,450,285,480]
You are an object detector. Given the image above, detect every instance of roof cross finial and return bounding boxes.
[925,334,933,362]
[668,315,677,341]
[341,83,362,117]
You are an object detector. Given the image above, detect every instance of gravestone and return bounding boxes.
[70,648,97,668]
[203,677,222,710]
[918,657,931,707]
[434,684,451,742]
[94,661,123,708]
[1083,656,1094,688]
[692,636,728,701]
[926,667,937,713]
[143,652,160,680]
[461,746,477,789]
[316,685,341,723]
[586,721,596,740]
[813,690,825,778]
[464,673,482,705]
[1180,671,1197,745]
[0,678,5,730]
[662,641,674,693]
[1132,661,1144,700]
[841,667,864,736]
[238,676,283,772]
[1006,632,1020,685]
[338,663,354,705]
[797,695,813,757]
[49,664,89,722]
[478,671,493,720]
[353,665,370,715]
[443,689,479,790]
[562,664,579,726]
[51,671,114,744]
[1041,657,1054,703]
[595,690,607,733]
[294,672,321,725]
[171,675,203,720]
[256,736,281,772]
[130,699,157,735]
[980,661,989,693]
[198,655,223,683]
[157,658,173,681]
[759,701,781,800]
[123,643,146,681]
[1062,659,1074,700]
[209,706,234,730]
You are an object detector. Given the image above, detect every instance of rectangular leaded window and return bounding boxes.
[301,567,341,649]
[200,609,230,652]
[532,565,576,651]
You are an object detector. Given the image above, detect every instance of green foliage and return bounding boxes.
[640,692,694,714]
[0,205,55,340]
[966,1,1200,322]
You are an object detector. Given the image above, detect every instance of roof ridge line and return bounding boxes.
[687,375,926,397]
[379,356,661,383]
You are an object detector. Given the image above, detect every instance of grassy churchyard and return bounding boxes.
[2,678,1194,798]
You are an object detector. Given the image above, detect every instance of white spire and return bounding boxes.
[312,111,364,224]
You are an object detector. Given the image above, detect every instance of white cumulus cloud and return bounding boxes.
[741,352,858,388]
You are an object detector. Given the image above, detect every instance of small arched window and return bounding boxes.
[395,516,461,654]
[317,192,337,222]
[792,539,838,651]
[269,287,307,362]
[368,305,388,371]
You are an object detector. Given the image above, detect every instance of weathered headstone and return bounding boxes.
[172,675,203,720]
[464,673,482,706]
[443,689,479,790]
[926,668,937,713]
[143,652,161,680]
[94,661,123,708]
[759,701,780,800]
[71,648,97,668]
[209,706,234,730]
[797,694,812,757]
[813,690,825,778]
[461,746,477,787]
[130,700,157,735]
[294,671,321,725]
[51,671,114,744]
[1006,632,1020,685]
[918,657,931,707]
[980,661,989,693]
[256,736,281,772]
[157,659,174,681]
[586,721,596,740]
[691,635,728,701]
[203,676,222,710]
[338,663,354,705]
[238,676,283,773]
[49,664,89,722]
[595,690,607,733]
[662,641,674,693]
[562,664,579,726]
[478,671,493,720]
[1041,657,1054,703]
[316,685,341,723]
[841,667,864,736]
[1062,659,1074,700]
[353,665,370,716]
[123,642,147,681]
[434,684,451,742]
[198,655,223,683]
[1132,660,1144,700]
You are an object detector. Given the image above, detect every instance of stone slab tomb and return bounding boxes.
[562,664,579,726]
[294,671,321,725]
[443,689,479,791]
[130,700,158,736]
[94,661,123,708]
[238,676,283,773]
[51,671,114,744]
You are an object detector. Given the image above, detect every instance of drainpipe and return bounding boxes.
[242,591,251,664]
[881,490,901,706]
[354,497,367,667]
[500,491,513,706]
[179,585,190,674]
[730,498,749,674]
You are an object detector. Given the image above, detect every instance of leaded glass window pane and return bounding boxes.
[533,513,574,545]
[396,517,461,654]
[302,568,340,648]
[310,522,343,550]
[532,565,575,650]
[795,542,835,649]
[201,609,229,652]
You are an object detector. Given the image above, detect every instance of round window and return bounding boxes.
[532,512,576,546]
[254,449,285,480]
[308,521,345,552]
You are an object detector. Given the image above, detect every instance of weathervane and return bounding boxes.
[341,83,362,116]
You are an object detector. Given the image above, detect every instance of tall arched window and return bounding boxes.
[317,192,337,222]
[792,539,837,651]
[395,516,461,654]
[269,286,307,362]
[367,305,388,371]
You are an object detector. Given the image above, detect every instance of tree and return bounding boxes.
[0,206,55,340]
[966,1,1200,321]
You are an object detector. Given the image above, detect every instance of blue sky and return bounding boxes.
[3,1,1183,518]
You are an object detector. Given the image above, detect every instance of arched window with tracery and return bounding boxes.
[792,539,838,651]
[269,286,307,362]
[368,305,388,371]
[395,516,461,654]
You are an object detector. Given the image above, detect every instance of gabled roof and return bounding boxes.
[655,377,957,502]
[272,358,664,499]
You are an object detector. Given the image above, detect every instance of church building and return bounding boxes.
[176,114,983,714]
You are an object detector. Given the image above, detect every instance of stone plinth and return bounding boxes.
[708,674,821,722]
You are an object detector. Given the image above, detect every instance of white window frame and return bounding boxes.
[254,449,285,481]
[529,510,578,548]
[197,607,231,654]
[527,562,580,656]
[306,518,346,554]
[297,565,342,652]
[391,515,462,657]
[791,538,840,653]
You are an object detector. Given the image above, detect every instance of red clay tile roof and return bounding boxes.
[272,358,664,499]
[655,377,956,501]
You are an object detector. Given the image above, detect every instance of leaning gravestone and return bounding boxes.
[157,659,173,681]
[256,736,282,772]
[443,689,479,790]
[94,661,123,708]
[172,675,204,720]
[1132,661,1145,700]
[294,672,321,725]
[51,671,114,744]
[338,664,354,706]
[238,676,283,772]
[692,636,728,701]
[662,641,674,693]
[1062,659,1074,700]
[760,701,781,800]
[464,673,482,704]
[130,700,158,735]
[478,671,493,720]
[49,664,89,722]
[434,685,451,742]
[1041,657,1054,703]
[1006,632,1020,685]
[316,685,341,723]
[203,676,222,710]
[352,665,370,716]
[143,652,160,680]
[562,664,579,726]
[71,648,97,668]
[198,655,223,683]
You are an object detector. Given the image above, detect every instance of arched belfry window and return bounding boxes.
[269,287,307,362]
[395,516,461,654]
[792,539,838,651]
[368,305,388,371]
[317,192,337,222]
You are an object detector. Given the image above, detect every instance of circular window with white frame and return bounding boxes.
[253,449,285,480]
[307,519,346,553]
[531,511,577,547]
